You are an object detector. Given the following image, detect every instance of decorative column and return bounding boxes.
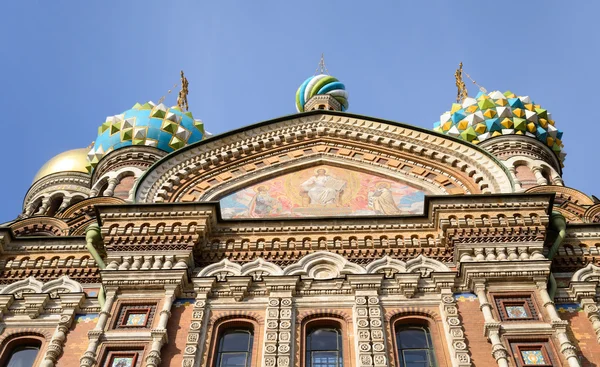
[263,277,297,367]
[182,279,215,367]
[57,196,73,212]
[349,275,387,367]
[473,281,509,367]
[508,167,524,192]
[531,167,548,185]
[102,178,119,197]
[433,272,471,367]
[534,278,581,367]
[36,197,51,215]
[80,286,118,367]
[40,293,85,367]
[570,281,600,343]
[146,285,178,367]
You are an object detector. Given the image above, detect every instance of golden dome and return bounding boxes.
[33,148,90,183]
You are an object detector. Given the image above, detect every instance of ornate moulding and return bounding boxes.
[134,112,514,203]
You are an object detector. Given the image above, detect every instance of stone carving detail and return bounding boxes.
[441,293,472,366]
[182,299,209,367]
[0,276,83,297]
[197,252,450,281]
[263,297,294,367]
[353,296,387,367]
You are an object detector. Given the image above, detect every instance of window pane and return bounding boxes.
[397,328,428,349]
[7,347,39,367]
[312,351,340,367]
[221,331,252,352]
[402,349,431,367]
[309,329,339,350]
[219,352,249,367]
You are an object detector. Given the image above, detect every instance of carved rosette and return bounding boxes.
[354,296,387,367]
[441,294,471,366]
[182,298,209,367]
[263,297,293,367]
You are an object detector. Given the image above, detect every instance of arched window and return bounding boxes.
[306,327,343,367]
[6,346,39,367]
[395,325,437,367]
[214,328,254,367]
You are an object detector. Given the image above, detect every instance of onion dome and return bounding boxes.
[434,91,565,161]
[33,148,90,183]
[295,74,348,112]
[86,102,205,172]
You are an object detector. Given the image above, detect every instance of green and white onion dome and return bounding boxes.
[295,74,348,112]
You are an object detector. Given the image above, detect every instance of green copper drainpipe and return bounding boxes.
[85,224,107,307]
[547,212,567,300]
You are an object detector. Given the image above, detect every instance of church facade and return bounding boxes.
[1,68,599,367]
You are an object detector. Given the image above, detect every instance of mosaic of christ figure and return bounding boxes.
[300,168,347,206]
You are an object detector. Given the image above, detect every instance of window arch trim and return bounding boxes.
[0,335,45,367]
[301,317,352,367]
[390,315,447,367]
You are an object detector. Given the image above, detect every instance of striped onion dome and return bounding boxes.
[295,74,348,112]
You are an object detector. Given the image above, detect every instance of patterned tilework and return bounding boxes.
[434,90,565,164]
[454,292,478,302]
[86,102,205,172]
[556,304,582,313]
[173,298,195,308]
[75,313,99,324]
[521,350,547,365]
[506,306,529,319]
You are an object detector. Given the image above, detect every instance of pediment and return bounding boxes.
[134,112,513,204]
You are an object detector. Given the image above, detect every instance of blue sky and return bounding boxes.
[0,1,598,222]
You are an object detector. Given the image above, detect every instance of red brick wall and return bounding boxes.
[113,176,136,200]
[558,304,600,367]
[56,314,98,367]
[161,299,194,367]
[455,293,497,367]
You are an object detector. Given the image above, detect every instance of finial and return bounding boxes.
[177,70,189,111]
[315,53,330,75]
[455,62,468,103]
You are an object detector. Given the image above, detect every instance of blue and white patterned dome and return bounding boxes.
[86,102,205,171]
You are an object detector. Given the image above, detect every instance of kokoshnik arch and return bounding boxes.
[0,64,599,367]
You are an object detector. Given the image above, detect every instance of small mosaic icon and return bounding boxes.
[126,312,148,326]
[521,350,546,365]
[111,357,135,367]
[506,305,529,319]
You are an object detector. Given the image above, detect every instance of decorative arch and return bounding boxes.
[283,251,365,279]
[365,256,407,276]
[197,258,242,279]
[10,217,69,237]
[135,112,514,203]
[58,196,125,220]
[240,258,283,280]
[0,276,83,297]
[572,263,600,282]
[405,255,451,277]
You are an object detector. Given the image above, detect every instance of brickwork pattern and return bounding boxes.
[456,293,497,367]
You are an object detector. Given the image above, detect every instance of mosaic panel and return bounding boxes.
[521,350,546,365]
[220,165,426,218]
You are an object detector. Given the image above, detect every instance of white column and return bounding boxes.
[531,167,548,185]
[80,287,117,367]
[509,167,524,192]
[145,287,177,367]
[102,178,119,197]
[36,197,51,215]
[474,282,509,367]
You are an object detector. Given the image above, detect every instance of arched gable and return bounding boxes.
[135,111,514,205]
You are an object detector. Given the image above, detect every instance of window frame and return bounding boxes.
[509,341,556,367]
[207,319,259,367]
[394,324,438,367]
[301,318,348,367]
[492,293,541,322]
[214,327,254,367]
[0,336,44,367]
[305,326,344,367]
